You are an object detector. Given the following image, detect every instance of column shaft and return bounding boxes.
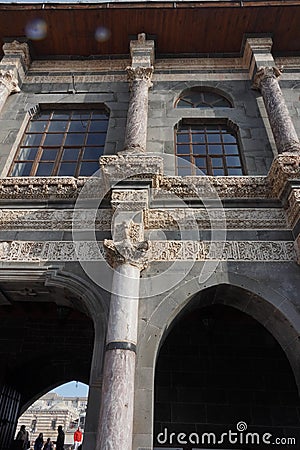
[124,68,153,153]
[97,263,140,450]
[254,67,300,153]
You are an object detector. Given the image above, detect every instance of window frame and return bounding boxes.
[175,118,246,177]
[175,87,233,109]
[8,104,110,178]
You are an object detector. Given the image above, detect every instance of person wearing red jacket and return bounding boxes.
[73,428,82,450]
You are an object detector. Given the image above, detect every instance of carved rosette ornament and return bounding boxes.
[0,69,20,94]
[253,66,300,154]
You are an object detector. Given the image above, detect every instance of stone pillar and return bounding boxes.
[123,33,154,153]
[96,209,149,449]
[0,69,19,114]
[253,67,300,153]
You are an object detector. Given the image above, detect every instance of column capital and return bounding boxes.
[2,40,31,71]
[0,69,20,93]
[252,66,281,90]
[104,220,150,270]
[126,66,154,88]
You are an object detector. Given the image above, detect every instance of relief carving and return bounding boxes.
[0,69,20,94]
[0,240,295,263]
[104,220,150,270]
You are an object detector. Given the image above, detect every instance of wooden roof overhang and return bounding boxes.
[0,0,300,59]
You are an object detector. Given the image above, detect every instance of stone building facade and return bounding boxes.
[0,1,300,450]
[16,393,87,448]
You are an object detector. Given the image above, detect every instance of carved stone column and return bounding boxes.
[123,33,154,153]
[253,66,300,153]
[96,213,149,449]
[0,69,20,114]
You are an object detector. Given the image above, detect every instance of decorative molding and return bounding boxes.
[155,175,272,199]
[0,209,113,230]
[268,153,300,198]
[0,240,294,263]
[0,207,287,231]
[0,177,86,199]
[0,69,20,94]
[111,189,149,211]
[0,175,275,201]
[145,208,287,230]
[100,155,163,183]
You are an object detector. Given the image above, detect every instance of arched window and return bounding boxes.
[9,106,109,177]
[175,120,245,176]
[176,88,232,108]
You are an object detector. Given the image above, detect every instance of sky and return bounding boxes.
[51,381,89,398]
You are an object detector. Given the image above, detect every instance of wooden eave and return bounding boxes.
[0,1,300,59]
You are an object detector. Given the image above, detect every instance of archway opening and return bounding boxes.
[154,300,300,449]
[16,382,89,449]
[0,292,94,450]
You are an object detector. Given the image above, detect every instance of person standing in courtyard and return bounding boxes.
[55,426,64,450]
[15,425,30,449]
[34,433,43,450]
[73,428,82,450]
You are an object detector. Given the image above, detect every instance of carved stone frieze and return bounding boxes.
[0,207,288,231]
[0,209,113,230]
[0,177,86,199]
[0,69,20,94]
[111,189,149,211]
[99,155,163,184]
[268,153,300,198]
[145,208,287,230]
[0,240,295,262]
[155,175,272,199]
